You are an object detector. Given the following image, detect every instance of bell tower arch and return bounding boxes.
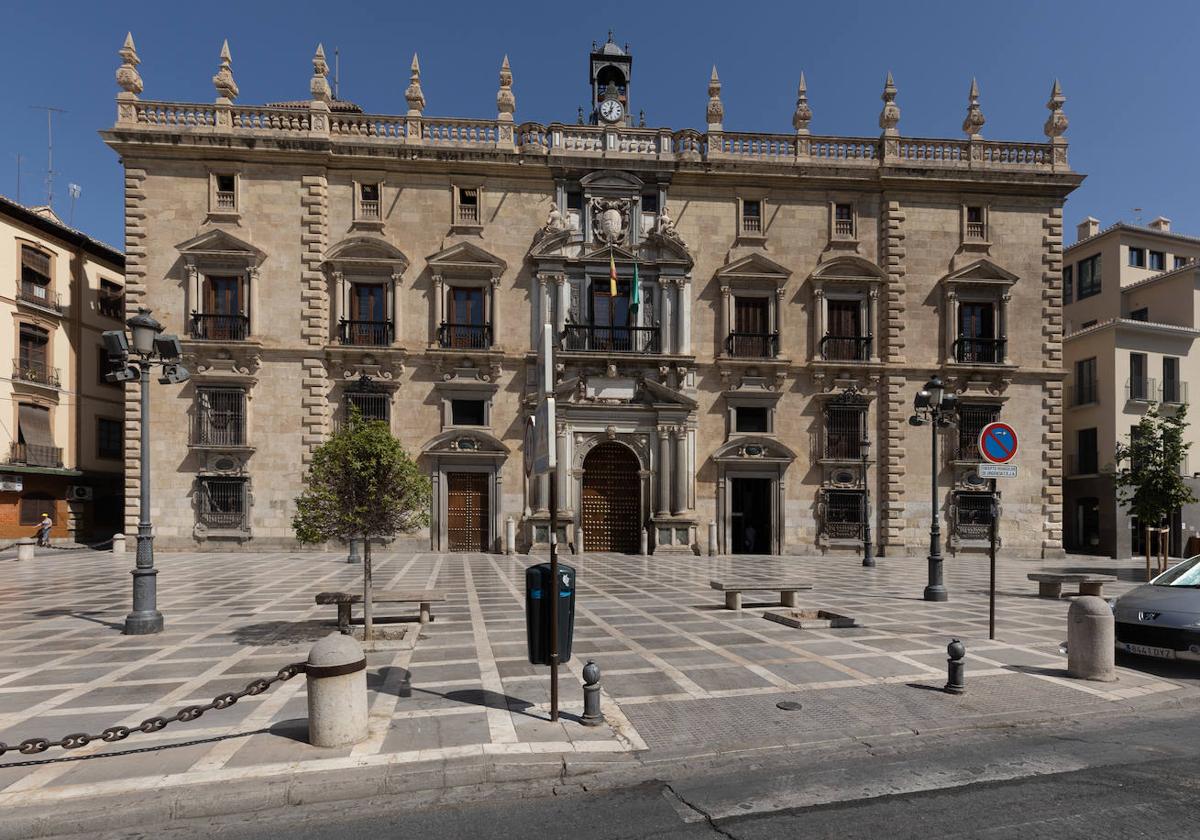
[589,31,632,126]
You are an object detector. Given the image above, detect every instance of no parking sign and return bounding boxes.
[978,422,1018,465]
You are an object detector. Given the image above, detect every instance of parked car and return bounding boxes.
[1111,554,1200,662]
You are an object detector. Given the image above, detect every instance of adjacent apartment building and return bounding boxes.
[102,34,1080,556]
[0,196,126,541]
[1063,215,1200,557]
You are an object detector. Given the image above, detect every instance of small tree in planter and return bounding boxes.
[1114,404,1196,579]
[293,409,430,639]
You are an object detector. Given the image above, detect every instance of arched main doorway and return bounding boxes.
[581,441,641,553]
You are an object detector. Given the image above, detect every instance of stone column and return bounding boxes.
[672,427,688,515]
[813,286,825,358]
[431,274,444,347]
[945,289,958,361]
[774,286,786,355]
[186,261,200,321]
[1000,291,1011,364]
[868,288,880,362]
[556,421,569,510]
[391,272,403,344]
[660,283,674,354]
[555,275,568,335]
[490,274,501,349]
[657,427,671,516]
[720,285,731,356]
[677,278,692,355]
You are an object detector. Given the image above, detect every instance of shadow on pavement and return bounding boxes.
[33,608,124,632]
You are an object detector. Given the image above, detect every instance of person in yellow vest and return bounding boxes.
[37,512,53,547]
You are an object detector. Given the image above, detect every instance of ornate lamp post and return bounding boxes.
[908,375,957,602]
[103,308,189,635]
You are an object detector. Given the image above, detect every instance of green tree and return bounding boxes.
[293,409,430,639]
[1114,404,1196,574]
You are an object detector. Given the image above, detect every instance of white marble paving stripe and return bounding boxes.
[462,557,518,745]
[185,678,307,773]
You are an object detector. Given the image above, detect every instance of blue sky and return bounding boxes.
[3,0,1197,248]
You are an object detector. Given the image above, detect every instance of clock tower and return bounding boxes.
[589,31,632,127]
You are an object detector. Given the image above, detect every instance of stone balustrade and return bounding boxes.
[114,99,1066,172]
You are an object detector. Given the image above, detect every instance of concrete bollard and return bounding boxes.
[1067,596,1116,681]
[708,521,717,557]
[580,659,604,726]
[16,539,35,561]
[640,528,648,556]
[306,632,369,748]
[505,516,516,556]
[574,528,584,555]
[346,538,362,565]
[944,639,965,694]
[112,533,126,556]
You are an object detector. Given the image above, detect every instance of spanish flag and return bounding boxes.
[609,251,618,297]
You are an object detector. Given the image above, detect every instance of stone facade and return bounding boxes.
[102,34,1081,556]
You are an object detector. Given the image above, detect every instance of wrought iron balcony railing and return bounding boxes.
[561,324,660,354]
[953,337,1006,364]
[97,293,124,320]
[189,313,250,341]
[8,443,62,468]
[13,360,60,388]
[725,332,779,358]
[18,282,62,313]
[819,334,871,361]
[437,322,492,350]
[337,319,393,347]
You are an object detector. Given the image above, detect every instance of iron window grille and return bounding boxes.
[823,490,865,540]
[345,390,389,423]
[824,404,866,460]
[198,477,249,531]
[193,387,247,447]
[956,404,1000,460]
[954,492,994,540]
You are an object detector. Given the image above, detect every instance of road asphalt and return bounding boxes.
[82,702,1200,840]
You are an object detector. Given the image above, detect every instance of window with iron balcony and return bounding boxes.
[19,246,62,313]
[726,296,777,358]
[191,274,250,341]
[97,278,124,320]
[819,297,871,361]
[339,281,393,346]
[953,300,1005,364]
[439,286,492,349]
[562,279,658,353]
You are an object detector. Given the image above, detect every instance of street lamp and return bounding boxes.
[908,375,957,602]
[104,307,189,635]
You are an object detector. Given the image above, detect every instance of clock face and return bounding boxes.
[599,99,624,123]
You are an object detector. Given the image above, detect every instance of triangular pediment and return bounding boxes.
[715,252,792,286]
[421,429,509,456]
[810,255,886,283]
[641,377,699,409]
[427,241,507,275]
[712,435,797,463]
[579,170,644,192]
[324,235,409,270]
[944,258,1019,286]
[176,229,266,264]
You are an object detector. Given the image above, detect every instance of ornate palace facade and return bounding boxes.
[102,34,1080,556]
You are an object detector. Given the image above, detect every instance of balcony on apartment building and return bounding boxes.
[819,334,871,362]
[437,322,492,350]
[953,336,1006,365]
[12,359,61,389]
[561,323,660,354]
[725,331,780,359]
[189,312,251,341]
[7,443,63,468]
[337,319,393,347]
[18,281,63,314]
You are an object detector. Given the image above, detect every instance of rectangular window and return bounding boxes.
[451,399,487,427]
[822,299,867,361]
[15,403,58,467]
[641,193,659,214]
[1163,357,1182,404]
[1062,265,1073,304]
[342,282,390,346]
[19,496,55,526]
[824,403,866,459]
[566,190,583,210]
[956,302,1001,363]
[17,324,54,385]
[823,490,865,540]
[1129,353,1148,401]
[97,418,122,460]
[442,286,489,349]
[735,405,769,434]
[1175,256,1189,269]
[957,404,1000,460]
[193,387,246,447]
[20,246,51,288]
[1077,254,1102,299]
[198,477,248,531]
[194,275,248,340]
[359,183,381,219]
[1149,250,1166,271]
[98,278,123,319]
[1128,247,1145,268]
[966,206,986,240]
[834,203,855,238]
[728,297,773,357]
[954,492,995,539]
[215,174,237,210]
[457,187,479,224]
[345,389,389,423]
[1074,357,1098,405]
[741,199,762,235]
[1076,428,1098,475]
[1128,307,1148,321]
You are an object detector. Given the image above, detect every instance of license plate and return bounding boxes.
[1122,643,1175,659]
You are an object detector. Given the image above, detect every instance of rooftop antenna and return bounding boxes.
[333,47,340,100]
[12,153,21,204]
[68,183,81,226]
[1132,207,1144,225]
[30,105,66,209]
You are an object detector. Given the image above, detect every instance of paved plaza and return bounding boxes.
[0,547,1193,827]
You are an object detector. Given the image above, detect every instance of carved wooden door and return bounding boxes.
[446,472,489,552]
[581,442,640,553]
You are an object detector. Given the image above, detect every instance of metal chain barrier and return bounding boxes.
[43,538,116,552]
[0,661,307,759]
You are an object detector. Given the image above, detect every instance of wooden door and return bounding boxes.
[581,442,640,553]
[446,472,489,552]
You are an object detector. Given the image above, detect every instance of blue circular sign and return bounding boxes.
[979,422,1018,464]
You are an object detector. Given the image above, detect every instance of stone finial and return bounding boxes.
[706,66,723,131]
[116,32,143,97]
[879,71,900,135]
[962,78,985,139]
[311,44,331,104]
[792,72,812,134]
[496,55,515,122]
[213,39,239,102]
[406,53,426,115]
[1044,79,1068,140]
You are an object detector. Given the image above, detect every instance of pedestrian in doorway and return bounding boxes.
[37,512,52,547]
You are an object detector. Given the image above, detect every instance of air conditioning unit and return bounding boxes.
[68,486,94,501]
[0,474,22,492]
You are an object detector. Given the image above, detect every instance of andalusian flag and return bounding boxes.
[609,251,618,297]
[631,259,641,313]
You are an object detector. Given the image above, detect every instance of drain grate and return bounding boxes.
[776,700,803,711]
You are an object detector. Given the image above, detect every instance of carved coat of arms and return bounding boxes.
[590,198,629,244]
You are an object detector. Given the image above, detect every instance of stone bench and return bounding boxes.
[710,579,813,611]
[1027,573,1117,599]
[315,589,446,631]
